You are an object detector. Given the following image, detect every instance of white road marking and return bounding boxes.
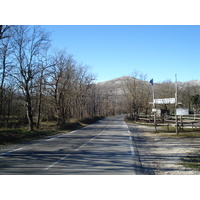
[74,125,110,152]
[129,134,135,156]
[70,130,77,133]
[0,147,23,156]
[0,129,77,157]
[44,154,71,170]
[45,130,78,142]
[44,122,111,171]
[45,130,77,142]
[75,143,87,151]
[126,124,135,156]
[130,146,135,156]
[46,136,59,141]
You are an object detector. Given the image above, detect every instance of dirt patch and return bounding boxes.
[127,123,200,175]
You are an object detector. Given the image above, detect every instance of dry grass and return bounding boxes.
[0,116,104,147]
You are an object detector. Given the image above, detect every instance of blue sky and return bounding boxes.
[43,25,200,83]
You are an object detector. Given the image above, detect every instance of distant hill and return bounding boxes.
[96,76,200,99]
[97,76,133,85]
[97,76,134,95]
[95,76,200,116]
[97,76,200,87]
[184,80,200,86]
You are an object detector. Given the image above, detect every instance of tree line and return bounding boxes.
[0,25,110,131]
[122,72,200,121]
[1,25,200,131]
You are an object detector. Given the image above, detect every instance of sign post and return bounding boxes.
[176,108,189,131]
[175,74,179,135]
[149,75,183,135]
[150,79,157,132]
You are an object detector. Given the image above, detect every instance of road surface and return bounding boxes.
[0,115,143,174]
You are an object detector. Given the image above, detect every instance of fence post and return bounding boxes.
[167,124,169,131]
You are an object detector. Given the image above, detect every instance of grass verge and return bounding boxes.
[180,151,200,171]
[0,128,58,146]
[0,116,104,147]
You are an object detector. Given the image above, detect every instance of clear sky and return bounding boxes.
[43,25,200,83]
[2,0,200,195]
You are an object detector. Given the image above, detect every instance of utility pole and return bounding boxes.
[175,74,179,135]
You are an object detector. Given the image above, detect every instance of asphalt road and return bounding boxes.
[0,115,143,175]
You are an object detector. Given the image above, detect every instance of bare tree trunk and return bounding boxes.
[0,40,8,117]
[36,97,42,129]
[36,69,45,129]
[26,91,34,131]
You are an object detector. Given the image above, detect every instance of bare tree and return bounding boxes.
[74,65,96,120]
[123,71,150,120]
[35,54,53,128]
[179,81,200,112]
[0,28,14,118]
[47,51,77,125]
[0,25,11,40]
[12,25,50,131]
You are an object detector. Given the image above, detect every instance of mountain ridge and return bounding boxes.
[96,76,200,86]
[97,76,134,85]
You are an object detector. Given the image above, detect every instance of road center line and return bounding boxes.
[44,122,111,171]
[44,154,71,170]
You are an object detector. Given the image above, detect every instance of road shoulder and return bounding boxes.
[127,123,200,175]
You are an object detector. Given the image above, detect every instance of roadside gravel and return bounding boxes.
[127,123,200,175]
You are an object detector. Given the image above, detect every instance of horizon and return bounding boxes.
[95,75,200,84]
[43,25,200,84]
